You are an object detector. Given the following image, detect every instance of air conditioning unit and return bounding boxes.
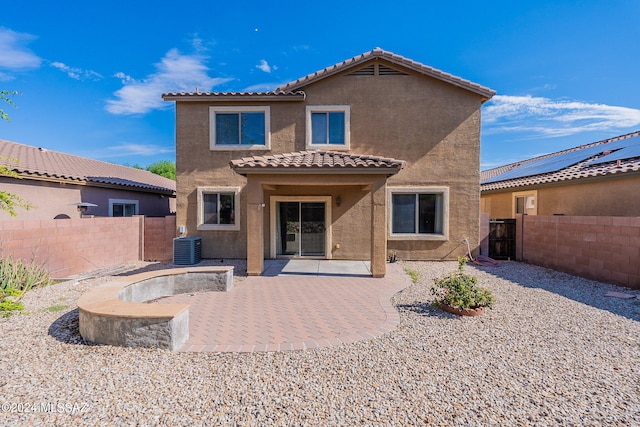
[173,237,202,265]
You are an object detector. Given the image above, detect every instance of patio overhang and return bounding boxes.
[230,150,406,176]
[230,151,406,278]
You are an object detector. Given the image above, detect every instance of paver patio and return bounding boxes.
[157,261,411,352]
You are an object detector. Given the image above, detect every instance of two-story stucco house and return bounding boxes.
[163,48,495,277]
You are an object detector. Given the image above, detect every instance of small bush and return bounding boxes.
[45,305,69,313]
[0,257,51,316]
[431,257,495,310]
[404,267,419,284]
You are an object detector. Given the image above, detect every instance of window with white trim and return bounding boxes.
[209,106,270,150]
[109,199,139,217]
[306,105,350,150]
[197,187,240,231]
[388,187,449,240]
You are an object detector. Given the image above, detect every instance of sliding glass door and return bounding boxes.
[276,201,325,257]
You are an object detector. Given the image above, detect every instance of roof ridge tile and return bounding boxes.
[274,48,495,99]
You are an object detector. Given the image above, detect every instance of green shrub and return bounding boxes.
[45,305,68,313]
[0,298,24,316]
[404,267,419,284]
[431,257,495,310]
[0,257,51,316]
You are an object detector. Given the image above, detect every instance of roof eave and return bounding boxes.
[162,92,306,102]
[232,166,404,176]
[8,172,176,195]
[480,168,640,192]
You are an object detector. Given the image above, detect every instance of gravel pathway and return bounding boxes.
[1,260,638,426]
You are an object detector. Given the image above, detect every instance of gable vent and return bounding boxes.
[378,65,408,76]
[347,65,375,76]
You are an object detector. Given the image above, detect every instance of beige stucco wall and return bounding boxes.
[537,176,640,216]
[262,183,373,260]
[173,58,486,261]
[481,174,640,218]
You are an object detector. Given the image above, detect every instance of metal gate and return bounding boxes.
[488,219,516,260]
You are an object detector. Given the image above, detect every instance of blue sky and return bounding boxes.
[1,0,639,170]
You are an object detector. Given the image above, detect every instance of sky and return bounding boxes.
[1,0,639,171]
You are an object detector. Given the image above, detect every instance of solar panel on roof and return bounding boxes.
[587,135,640,165]
[483,135,640,184]
[483,144,607,184]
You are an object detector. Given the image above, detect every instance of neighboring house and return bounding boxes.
[163,48,495,277]
[0,140,176,220]
[481,131,640,218]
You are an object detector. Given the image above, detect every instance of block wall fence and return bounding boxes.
[513,214,640,289]
[0,216,176,278]
[4,213,637,287]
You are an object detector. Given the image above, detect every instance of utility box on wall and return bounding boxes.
[173,237,202,265]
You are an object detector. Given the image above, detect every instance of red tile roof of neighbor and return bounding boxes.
[0,139,176,194]
[481,131,640,191]
[230,150,406,174]
[162,48,495,101]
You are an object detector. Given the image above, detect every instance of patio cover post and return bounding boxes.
[246,178,264,276]
[370,177,387,278]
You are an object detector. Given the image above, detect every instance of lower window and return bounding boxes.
[109,199,139,217]
[197,187,240,231]
[388,188,448,240]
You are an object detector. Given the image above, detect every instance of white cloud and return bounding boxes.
[106,48,232,115]
[243,82,280,92]
[483,95,640,137]
[50,61,102,80]
[0,27,41,71]
[104,143,174,157]
[114,71,134,83]
[256,59,275,73]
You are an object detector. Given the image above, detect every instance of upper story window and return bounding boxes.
[306,105,350,150]
[388,187,449,241]
[210,106,270,150]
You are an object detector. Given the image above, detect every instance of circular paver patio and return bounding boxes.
[157,262,411,352]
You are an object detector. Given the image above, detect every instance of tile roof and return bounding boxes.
[481,131,640,191]
[276,48,496,100]
[230,150,406,174]
[0,140,176,194]
[162,91,305,101]
[161,48,495,101]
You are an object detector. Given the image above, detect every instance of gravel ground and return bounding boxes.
[1,260,639,426]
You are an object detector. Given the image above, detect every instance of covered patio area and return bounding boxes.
[230,151,406,278]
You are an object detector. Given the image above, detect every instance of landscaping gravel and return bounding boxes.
[1,260,639,426]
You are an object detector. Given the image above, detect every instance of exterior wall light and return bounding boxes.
[75,202,98,217]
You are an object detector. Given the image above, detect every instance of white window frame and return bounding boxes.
[513,190,538,216]
[197,187,241,231]
[109,199,139,217]
[269,196,333,259]
[387,187,449,241]
[305,105,350,150]
[209,106,270,151]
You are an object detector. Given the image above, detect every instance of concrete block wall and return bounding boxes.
[0,216,176,278]
[516,215,640,289]
[143,216,176,262]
